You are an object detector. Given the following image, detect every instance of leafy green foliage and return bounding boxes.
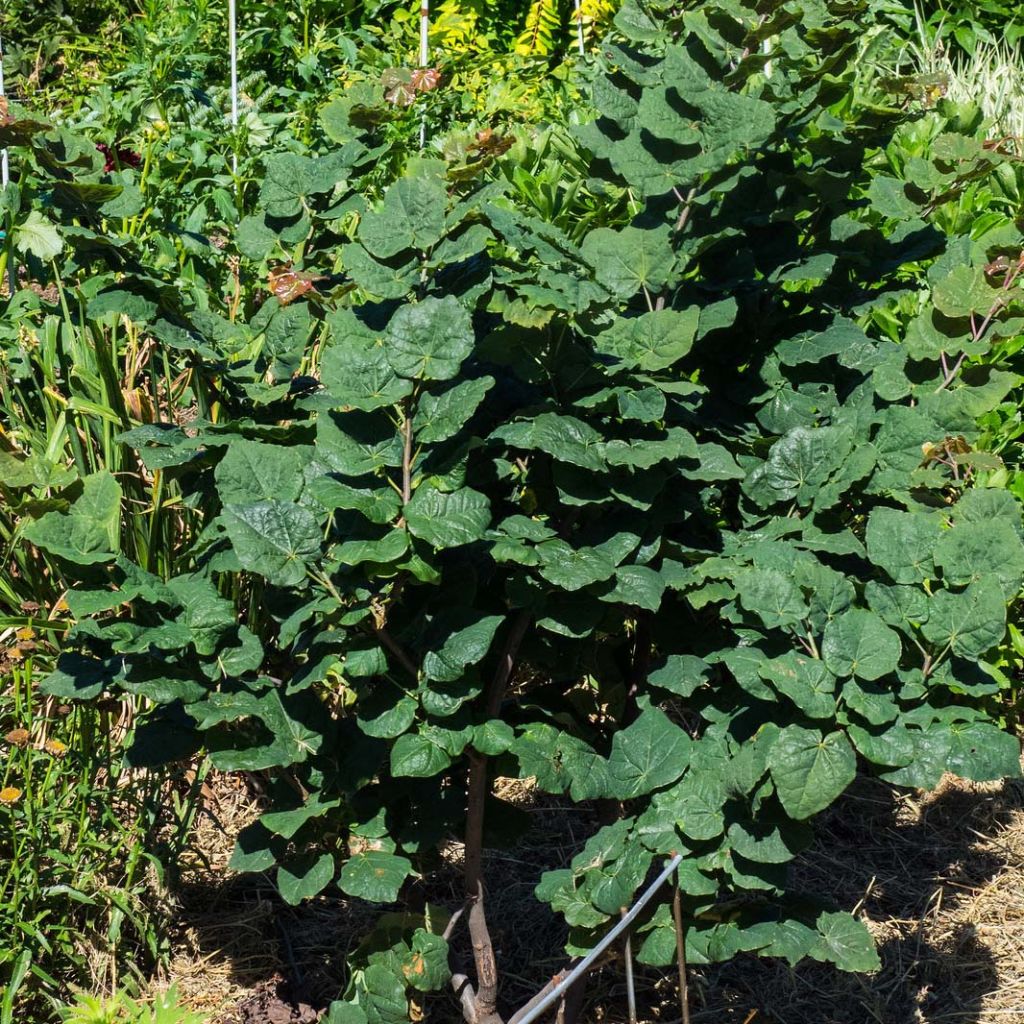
[918,0,1024,52]
[0,648,193,1023]
[3,0,1024,1020]
[54,983,208,1024]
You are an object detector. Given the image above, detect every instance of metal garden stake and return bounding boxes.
[228,0,239,171]
[511,854,684,1024]
[419,0,430,149]
[0,31,9,189]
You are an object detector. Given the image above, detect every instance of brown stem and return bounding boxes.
[461,609,533,1022]
[464,753,489,901]
[672,870,691,1024]
[401,394,414,505]
[673,186,698,234]
[486,609,533,717]
[936,276,1016,394]
[373,625,419,680]
[556,975,587,1024]
[624,613,652,726]
[464,609,533,893]
[468,881,500,1020]
[933,351,967,393]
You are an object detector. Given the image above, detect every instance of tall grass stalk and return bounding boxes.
[0,650,181,1019]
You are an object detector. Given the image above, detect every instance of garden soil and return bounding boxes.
[152,765,1024,1024]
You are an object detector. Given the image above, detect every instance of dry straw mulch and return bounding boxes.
[156,767,1024,1024]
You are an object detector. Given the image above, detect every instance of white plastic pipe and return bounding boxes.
[229,0,239,171]
[575,0,585,56]
[418,0,429,149]
[511,855,684,1024]
[419,0,430,68]
[0,30,9,188]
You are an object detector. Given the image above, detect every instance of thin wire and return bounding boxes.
[513,854,684,1024]
[0,30,9,188]
[228,0,239,172]
[418,0,430,150]
[574,0,585,57]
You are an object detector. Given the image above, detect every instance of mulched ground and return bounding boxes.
[149,767,1024,1024]
[230,977,318,1024]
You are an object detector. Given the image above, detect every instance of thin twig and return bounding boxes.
[933,351,967,393]
[509,970,569,1024]
[443,906,466,941]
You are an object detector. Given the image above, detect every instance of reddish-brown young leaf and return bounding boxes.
[411,67,441,94]
[267,264,325,305]
[470,128,513,159]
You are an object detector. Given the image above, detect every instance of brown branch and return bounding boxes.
[934,260,1020,393]
[451,973,479,1024]
[464,752,489,900]
[556,976,587,1024]
[485,609,532,718]
[401,395,414,505]
[443,906,466,941]
[672,870,691,1024]
[673,186,698,234]
[468,881,500,1021]
[374,625,419,680]
[461,609,534,1022]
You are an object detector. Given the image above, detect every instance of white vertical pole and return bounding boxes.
[0,31,9,189]
[229,0,239,172]
[418,0,429,150]
[1,30,14,298]
[574,0,585,57]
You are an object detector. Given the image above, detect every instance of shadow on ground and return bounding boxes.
[161,772,1024,1024]
[594,775,1024,1024]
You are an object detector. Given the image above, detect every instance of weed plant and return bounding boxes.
[884,5,1024,145]
[0,642,192,1020]
[55,983,208,1024]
